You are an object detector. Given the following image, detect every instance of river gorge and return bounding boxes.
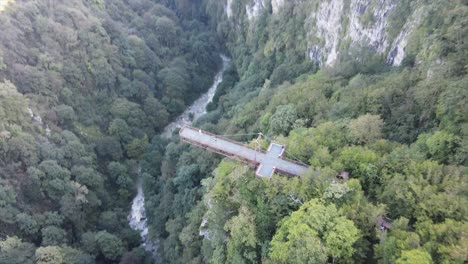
[128,55,231,255]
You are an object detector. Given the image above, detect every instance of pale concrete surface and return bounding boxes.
[179,127,309,177]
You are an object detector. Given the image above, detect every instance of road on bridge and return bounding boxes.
[179,126,309,177]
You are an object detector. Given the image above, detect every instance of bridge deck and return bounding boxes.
[179,126,309,177]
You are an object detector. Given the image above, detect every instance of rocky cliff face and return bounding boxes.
[386,6,425,65]
[309,0,397,66]
[245,0,267,21]
[225,0,233,18]
[222,0,427,67]
[271,0,284,14]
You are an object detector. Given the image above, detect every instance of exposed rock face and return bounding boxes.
[347,0,395,53]
[311,0,396,66]
[387,7,425,65]
[271,0,285,14]
[226,0,233,18]
[246,0,267,21]
[314,0,344,66]
[27,107,52,137]
[224,0,421,66]
[307,45,323,65]
[243,0,287,18]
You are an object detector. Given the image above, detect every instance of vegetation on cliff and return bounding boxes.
[0,0,466,263]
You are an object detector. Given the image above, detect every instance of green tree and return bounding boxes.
[374,218,422,264]
[41,226,66,246]
[269,104,298,136]
[425,131,459,163]
[108,119,131,144]
[336,146,379,196]
[0,236,35,264]
[60,247,93,264]
[415,219,467,263]
[269,199,359,263]
[0,185,16,208]
[158,66,189,106]
[270,223,327,264]
[91,57,116,89]
[396,249,433,264]
[224,206,258,263]
[95,137,123,161]
[71,166,103,190]
[110,99,147,128]
[16,213,39,236]
[154,16,179,46]
[143,97,169,131]
[0,81,28,127]
[59,194,87,232]
[7,134,39,166]
[107,162,127,181]
[42,212,64,227]
[348,114,384,144]
[95,231,124,261]
[53,105,76,127]
[125,135,149,159]
[80,232,97,256]
[35,246,63,264]
[35,160,72,201]
[97,211,119,232]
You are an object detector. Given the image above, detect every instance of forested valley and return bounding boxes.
[0,0,220,263]
[0,0,467,264]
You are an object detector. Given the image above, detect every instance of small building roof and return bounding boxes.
[338,171,350,180]
[377,216,392,230]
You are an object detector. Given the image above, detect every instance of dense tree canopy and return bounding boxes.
[270,199,359,263]
[0,0,466,263]
[0,0,221,262]
[139,0,466,263]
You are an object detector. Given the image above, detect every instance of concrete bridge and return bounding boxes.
[179,126,309,178]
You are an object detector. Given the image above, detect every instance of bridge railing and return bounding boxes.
[179,125,310,172]
[179,126,267,154]
[179,129,261,167]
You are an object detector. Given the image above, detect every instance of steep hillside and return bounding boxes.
[197,0,466,142]
[0,0,466,263]
[140,0,467,263]
[0,0,220,263]
[208,0,465,67]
